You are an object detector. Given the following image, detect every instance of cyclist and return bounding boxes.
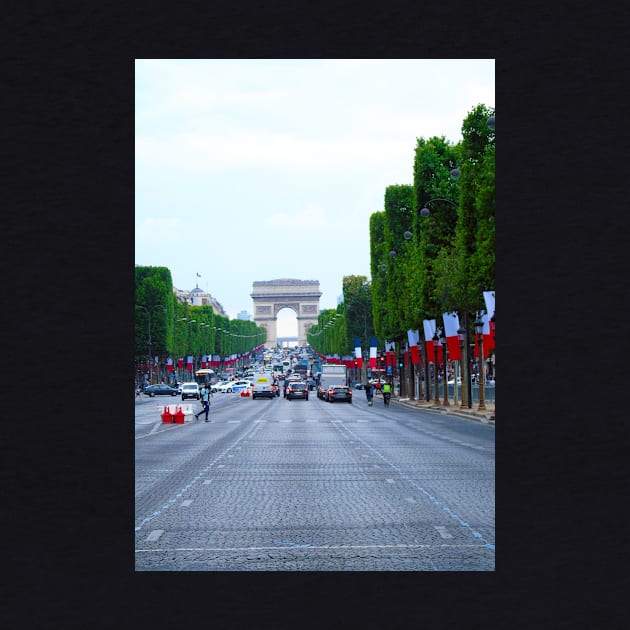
[382,381,391,407]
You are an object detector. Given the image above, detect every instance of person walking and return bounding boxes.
[382,381,391,407]
[195,384,212,422]
[365,382,374,406]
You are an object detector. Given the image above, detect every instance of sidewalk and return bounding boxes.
[387,394,495,425]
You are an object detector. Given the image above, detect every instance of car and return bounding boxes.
[212,380,236,393]
[327,385,352,403]
[229,380,253,393]
[212,380,251,393]
[286,381,309,400]
[181,382,200,400]
[283,376,302,398]
[143,384,179,397]
[368,378,387,386]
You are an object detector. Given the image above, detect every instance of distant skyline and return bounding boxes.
[135,59,495,337]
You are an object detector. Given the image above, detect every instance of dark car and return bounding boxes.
[286,382,309,400]
[143,384,178,397]
[283,376,301,398]
[327,385,352,403]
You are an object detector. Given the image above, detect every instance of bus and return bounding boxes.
[194,368,215,386]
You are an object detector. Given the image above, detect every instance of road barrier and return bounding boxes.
[158,404,195,423]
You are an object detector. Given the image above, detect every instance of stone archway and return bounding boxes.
[251,279,321,347]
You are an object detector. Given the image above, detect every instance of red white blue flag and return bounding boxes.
[369,337,377,369]
[442,312,461,360]
[407,329,420,365]
[423,320,436,362]
[354,338,362,369]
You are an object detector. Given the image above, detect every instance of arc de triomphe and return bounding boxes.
[251,279,321,347]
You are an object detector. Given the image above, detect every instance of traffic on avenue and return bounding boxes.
[135,367,495,571]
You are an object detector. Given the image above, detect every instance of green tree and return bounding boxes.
[135,266,174,361]
[411,136,460,321]
[453,103,495,314]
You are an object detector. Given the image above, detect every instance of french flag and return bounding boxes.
[442,312,461,360]
[474,313,494,357]
[483,291,495,320]
[354,338,362,369]
[423,320,436,363]
[187,355,193,371]
[369,337,377,369]
[166,357,174,373]
[407,329,420,365]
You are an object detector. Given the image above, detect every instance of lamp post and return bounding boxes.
[432,332,440,405]
[458,326,468,409]
[440,329,449,406]
[474,315,486,411]
[418,197,458,218]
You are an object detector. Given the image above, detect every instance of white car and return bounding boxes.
[229,380,253,393]
[368,378,387,386]
[211,381,234,393]
[212,380,251,393]
[181,382,200,400]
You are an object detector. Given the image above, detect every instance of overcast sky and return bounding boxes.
[135,59,494,337]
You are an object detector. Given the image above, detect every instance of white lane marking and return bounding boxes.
[203,480,213,485]
[386,478,395,484]
[405,497,417,503]
[217,465,225,468]
[146,530,164,542]
[181,500,193,507]
[435,526,453,539]
[136,543,486,553]
[227,420,240,423]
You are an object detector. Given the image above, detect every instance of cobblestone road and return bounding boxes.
[135,393,494,570]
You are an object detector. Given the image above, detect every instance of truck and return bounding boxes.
[317,364,348,400]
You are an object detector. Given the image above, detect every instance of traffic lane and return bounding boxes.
[135,393,494,570]
[135,392,282,512]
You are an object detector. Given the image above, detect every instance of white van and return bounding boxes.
[251,371,275,399]
[181,382,200,400]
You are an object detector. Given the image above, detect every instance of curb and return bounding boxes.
[392,398,495,425]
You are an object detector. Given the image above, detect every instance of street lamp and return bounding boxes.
[432,332,440,405]
[474,315,486,411]
[418,197,458,218]
[457,326,468,409]
[439,329,449,406]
